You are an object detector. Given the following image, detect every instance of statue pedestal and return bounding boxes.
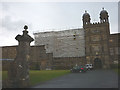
[7,25,34,88]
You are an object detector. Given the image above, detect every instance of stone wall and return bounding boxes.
[2,46,17,71]
[109,33,120,65]
[29,46,53,70]
[1,45,53,70]
[2,46,17,60]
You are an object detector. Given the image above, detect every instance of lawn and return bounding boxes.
[2,70,70,86]
[2,71,7,80]
[29,70,70,86]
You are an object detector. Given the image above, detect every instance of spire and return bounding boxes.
[102,7,104,10]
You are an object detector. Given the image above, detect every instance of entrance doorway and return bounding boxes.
[94,58,102,69]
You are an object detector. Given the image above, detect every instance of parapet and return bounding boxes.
[83,21,109,28]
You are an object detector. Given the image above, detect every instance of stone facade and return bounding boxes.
[84,22,110,69]
[33,8,119,69]
[82,8,119,69]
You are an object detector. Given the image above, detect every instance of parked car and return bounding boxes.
[85,64,93,70]
[79,65,87,72]
[70,65,87,73]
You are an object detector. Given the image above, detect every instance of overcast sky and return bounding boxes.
[0,0,119,46]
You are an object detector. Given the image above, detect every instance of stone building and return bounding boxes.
[83,8,110,69]
[83,8,119,69]
[1,8,119,70]
[34,8,119,69]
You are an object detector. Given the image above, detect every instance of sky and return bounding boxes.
[0,0,119,46]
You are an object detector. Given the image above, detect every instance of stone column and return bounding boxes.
[8,25,34,88]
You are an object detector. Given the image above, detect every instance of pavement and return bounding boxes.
[32,70,118,88]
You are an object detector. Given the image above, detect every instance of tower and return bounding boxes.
[83,8,110,69]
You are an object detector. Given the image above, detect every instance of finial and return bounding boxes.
[102,7,104,10]
[24,25,28,30]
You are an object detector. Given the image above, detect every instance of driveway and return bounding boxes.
[32,70,118,88]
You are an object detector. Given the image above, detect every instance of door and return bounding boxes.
[94,58,102,69]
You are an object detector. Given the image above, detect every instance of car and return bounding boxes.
[85,64,93,70]
[79,65,87,72]
[70,65,87,73]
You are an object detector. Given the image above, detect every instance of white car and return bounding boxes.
[85,64,93,70]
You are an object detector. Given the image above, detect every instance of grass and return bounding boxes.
[2,70,70,86]
[2,71,8,80]
[29,70,70,86]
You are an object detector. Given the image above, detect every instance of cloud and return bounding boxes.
[1,16,31,31]
[118,1,120,32]
[2,3,10,11]
[0,14,33,46]
[1,16,29,31]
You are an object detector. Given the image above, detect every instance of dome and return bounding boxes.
[100,8,109,22]
[83,10,90,18]
[100,8,108,15]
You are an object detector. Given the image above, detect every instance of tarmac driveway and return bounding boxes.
[32,70,118,88]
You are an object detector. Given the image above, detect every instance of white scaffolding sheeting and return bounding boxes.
[34,28,85,57]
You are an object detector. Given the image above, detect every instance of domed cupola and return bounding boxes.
[82,10,91,25]
[100,8,109,23]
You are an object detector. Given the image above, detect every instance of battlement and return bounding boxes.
[83,21,109,28]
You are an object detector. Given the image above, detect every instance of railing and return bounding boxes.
[0,59,14,61]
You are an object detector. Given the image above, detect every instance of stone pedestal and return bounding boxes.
[7,25,34,88]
